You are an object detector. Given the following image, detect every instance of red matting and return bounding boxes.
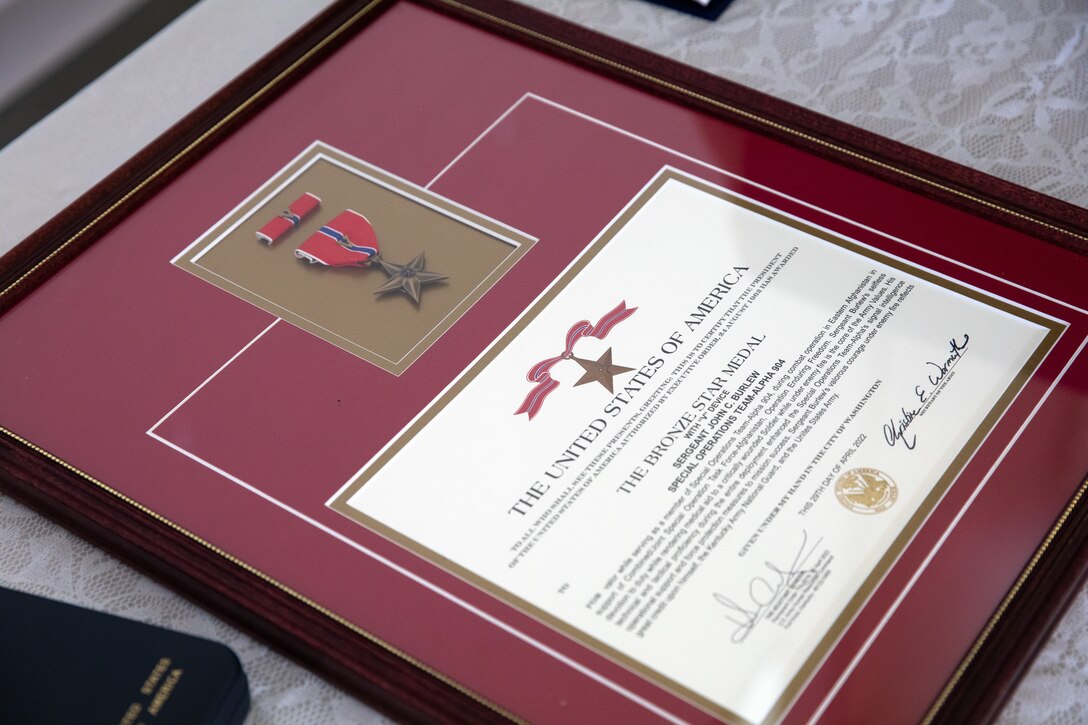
[2,3,1087,723]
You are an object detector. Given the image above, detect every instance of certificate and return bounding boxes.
[331,170,1057,722]
[2,1,1087,722]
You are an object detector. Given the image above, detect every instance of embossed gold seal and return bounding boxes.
[834,467,897,514]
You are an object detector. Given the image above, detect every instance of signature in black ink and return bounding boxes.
[883,406,919,450]
[712,530,824,644]
[926,334,970,387]
[883,334,969,451]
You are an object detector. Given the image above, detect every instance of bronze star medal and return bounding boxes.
[286,209,449,306]
[373,252,448,305]
[571,348,634,393]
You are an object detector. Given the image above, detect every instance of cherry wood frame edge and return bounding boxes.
[1,0,1086,722]
[923,474,1088,724]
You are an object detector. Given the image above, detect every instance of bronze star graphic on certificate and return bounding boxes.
[374,252,448,305]
[571,348,634,393]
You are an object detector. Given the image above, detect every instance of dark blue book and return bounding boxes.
[0,587,249,725]
[640,0,734,20]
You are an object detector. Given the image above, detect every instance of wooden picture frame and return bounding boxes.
[2,1,1086,722]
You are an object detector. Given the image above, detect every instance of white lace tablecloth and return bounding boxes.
[1,1,1085,722]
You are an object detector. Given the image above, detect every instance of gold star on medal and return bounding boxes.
[572,348,634,393]
[374,252,448,305]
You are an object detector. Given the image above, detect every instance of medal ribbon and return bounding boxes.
[317,226,379,258]
[515,301,637,419]
[256,192,320,245]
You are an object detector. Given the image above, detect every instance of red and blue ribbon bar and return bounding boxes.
[256,192,321,245]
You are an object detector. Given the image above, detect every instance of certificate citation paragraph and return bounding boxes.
[331,170,1056,723]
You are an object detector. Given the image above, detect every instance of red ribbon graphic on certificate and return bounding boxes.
[515,301,637,419]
